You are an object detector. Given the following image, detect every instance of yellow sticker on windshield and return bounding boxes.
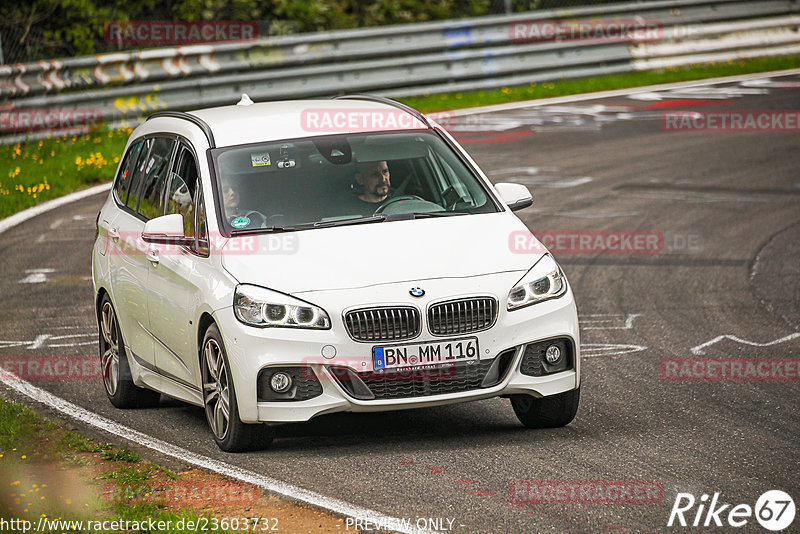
[251,152,271,167]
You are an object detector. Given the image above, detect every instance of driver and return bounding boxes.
[222,179,266,228]
[341,160,392,217]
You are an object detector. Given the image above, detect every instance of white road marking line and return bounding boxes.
[627,87,769,101]
[18,269,56,284]
[27,335,51,350]
[0,341,30,349]
[581,314,641,330]
[0,366,433,534]
[49,218,63,230]
[504,176,593,188]
[690,333,800,355]
[581,343,648,357]
[49,333,94,340]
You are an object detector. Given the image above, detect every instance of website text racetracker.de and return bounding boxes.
[509,480,664,505]
[0,517,280,533]
[510,230,662,255]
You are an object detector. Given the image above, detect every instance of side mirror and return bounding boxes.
[495,183,533,212]
[141,214,193,246]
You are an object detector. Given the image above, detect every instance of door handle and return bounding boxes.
[108,227,120,242]
[146,248,160,264]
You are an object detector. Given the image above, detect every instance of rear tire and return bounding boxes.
[511,387,580,428]
[99,294,161,409]
[201,324,273,452]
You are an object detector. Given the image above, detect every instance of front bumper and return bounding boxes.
[215,277,580,424]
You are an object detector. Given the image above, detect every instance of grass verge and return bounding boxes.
[1,54,798,220]
[0,395,236,533]
[0,394,346,532]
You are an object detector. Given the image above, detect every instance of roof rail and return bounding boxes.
[332,94,431,129]
[147,111,216,148]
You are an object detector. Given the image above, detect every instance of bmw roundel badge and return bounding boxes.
[410,287,425,298]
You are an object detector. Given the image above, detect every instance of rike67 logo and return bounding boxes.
[668,490,795,531]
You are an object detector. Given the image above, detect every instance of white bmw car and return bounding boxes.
[92,95,580,452]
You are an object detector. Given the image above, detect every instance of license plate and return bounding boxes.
[373,337,479,371]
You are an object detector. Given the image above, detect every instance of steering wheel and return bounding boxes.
[246,211,268,227]
[373,195,426,214]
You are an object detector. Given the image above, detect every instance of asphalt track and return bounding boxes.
[1,73,799,533]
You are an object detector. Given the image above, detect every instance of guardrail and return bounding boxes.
[1,0,798,142]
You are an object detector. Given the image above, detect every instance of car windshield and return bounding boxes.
[210,131,499,232]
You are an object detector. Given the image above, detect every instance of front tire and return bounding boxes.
[201,324,273,452]
[511,387,580,428]
[99,295,161,408]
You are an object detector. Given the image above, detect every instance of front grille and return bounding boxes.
[520,338,572,377]
[428,297,497,336]
[344,306,421,342]
[351,360,493,400]
[257,366,323,402]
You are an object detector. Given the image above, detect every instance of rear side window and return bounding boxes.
[114,140,144,205]
[138,137,177,220]
[166,146,199,236]
[125,138,153,212]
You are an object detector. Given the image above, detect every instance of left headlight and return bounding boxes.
[507,254,567,311]
[233,284,331,329]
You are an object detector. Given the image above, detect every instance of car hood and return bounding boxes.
[220,212,544,294]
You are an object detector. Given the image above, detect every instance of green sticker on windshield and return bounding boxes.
[231,216,250,228]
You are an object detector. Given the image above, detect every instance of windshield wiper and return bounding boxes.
[312,214,388,228]
[409,211,467,218]
[231,225,297,234]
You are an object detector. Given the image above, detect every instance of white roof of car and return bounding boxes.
[188,99,429,148]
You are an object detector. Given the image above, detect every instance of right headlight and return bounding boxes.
[233,284,330,329]
[507,254,567,311]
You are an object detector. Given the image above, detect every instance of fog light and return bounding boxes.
[545,345,562,364]
[270,372,292,393]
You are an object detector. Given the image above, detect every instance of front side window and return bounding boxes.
[195,186,209,255]
[210,131,498,233]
